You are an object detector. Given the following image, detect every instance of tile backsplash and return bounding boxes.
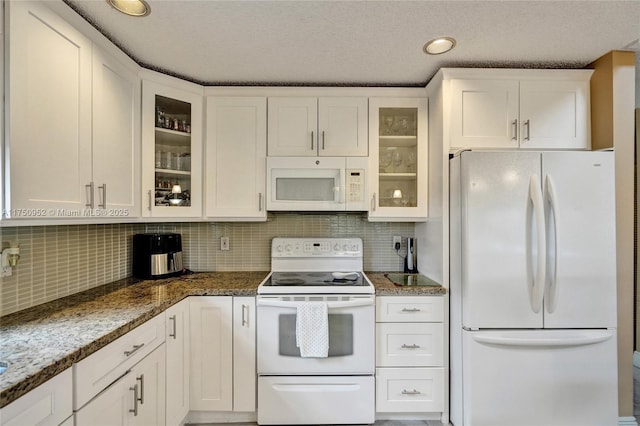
[0,213,413,316]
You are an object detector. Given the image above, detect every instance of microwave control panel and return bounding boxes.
[346,169,365,202]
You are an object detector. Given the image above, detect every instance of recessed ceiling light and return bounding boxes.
[423,37,456,55]
[106,0,151,17]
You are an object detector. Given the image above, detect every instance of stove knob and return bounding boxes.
[351,244,359,252]
[285,244,292,252]
[343,244,350,252]
[333,243,341,252]
[275,245,283,252]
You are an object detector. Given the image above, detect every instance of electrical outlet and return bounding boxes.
[221,237,230,251]
[392,236,401,251]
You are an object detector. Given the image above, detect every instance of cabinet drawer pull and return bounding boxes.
[129,384,139,416]
[401,308,421,312]
[169,315,177,339]
[148,190,153,211]
[98,184,107,208]
[242,304,249,327]
[85,182,95,209]
[258,192,263,212]
[136,374,145,404]
[523,119,531,141]
[371,193,376,211]
[124,343,144,357]
[322,130,325,150]
[511,119,518,141]
[401,343,421,349]
[311,131,314,150]
[402,389,421,395]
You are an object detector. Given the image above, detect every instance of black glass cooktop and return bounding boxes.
[264,272,367,287]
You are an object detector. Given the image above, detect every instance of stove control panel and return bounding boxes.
[272,238,362,257]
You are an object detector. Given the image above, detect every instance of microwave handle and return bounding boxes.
[338,169,345,204]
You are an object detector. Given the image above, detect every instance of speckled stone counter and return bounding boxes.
[0,271,268,408]
[0,270,446,408]
[367,272,447,296]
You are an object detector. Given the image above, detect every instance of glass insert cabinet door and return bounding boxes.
[369,98,428,220]
[142,80,202,217]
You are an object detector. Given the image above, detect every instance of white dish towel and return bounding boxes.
[296,302,329,358]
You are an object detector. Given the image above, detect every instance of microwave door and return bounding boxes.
[267,159,346,211]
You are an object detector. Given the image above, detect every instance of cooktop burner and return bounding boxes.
[264,272,367,287]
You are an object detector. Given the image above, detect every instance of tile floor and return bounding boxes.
[189,422,449,426]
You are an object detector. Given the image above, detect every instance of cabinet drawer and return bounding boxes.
[376,323,443,367]
[376,367,444,413]
[74,313,165,409]
[376,296,444,322]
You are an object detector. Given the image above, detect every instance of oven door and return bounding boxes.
[256,295,375,375]
[266,157,346,211]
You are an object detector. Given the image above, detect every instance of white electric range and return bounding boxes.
[256,238,375,425]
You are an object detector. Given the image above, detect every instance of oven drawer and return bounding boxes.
[376,323,444,367]
[376,296,444,322]
[376,367,444,412]
[258,375,374,424]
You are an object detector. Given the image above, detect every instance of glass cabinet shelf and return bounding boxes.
[155,168,191,176]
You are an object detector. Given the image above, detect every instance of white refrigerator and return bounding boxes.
[449,151,618,426]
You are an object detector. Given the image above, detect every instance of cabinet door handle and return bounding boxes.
[258,192,263,212]
[401,307,421,312]
[311,131,314,150]
[322,130,325,150]
[401,343,421,349]
[523,120,530,141]
[511,119,518,141]
[129,384,139,416]
[124,343,144,357]
[85,182,95,209]
[242,304,249,327]
[98,184,107,208]
[136,374,145,405]
[169,315,177,339]
[401,389,421,395]
[148,190,153,211]
[371,193,376,211]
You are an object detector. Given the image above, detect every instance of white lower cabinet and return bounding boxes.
[189,296,256,413]
[165,299,190,425]
[375,296,446,418]
[189,297,233,411]
[76,344,166,426]
[0,369,72,426]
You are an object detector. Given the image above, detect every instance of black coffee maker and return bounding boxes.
[132,233,183,279]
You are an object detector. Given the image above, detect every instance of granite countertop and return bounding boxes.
[0,270,445,408]
[368,272,447,296]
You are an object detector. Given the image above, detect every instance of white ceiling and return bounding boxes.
[65,0,640,87]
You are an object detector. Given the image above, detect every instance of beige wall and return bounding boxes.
[0,213,414,317]
[590,50,636,419]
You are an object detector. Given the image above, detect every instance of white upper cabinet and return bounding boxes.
[91,49,141,216]
[268,97,367,156]
[446,69,592,150]
[5,1,140,219]
[206,97,267,220]
[368,97,428,221]
[141,79,203,218]
[6,1,92,215]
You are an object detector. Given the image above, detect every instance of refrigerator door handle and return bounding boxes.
[526,175,546,313]
[544,175,559,313]
[472,330,615,348]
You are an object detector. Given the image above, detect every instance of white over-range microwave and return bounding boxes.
[266,157,368,211]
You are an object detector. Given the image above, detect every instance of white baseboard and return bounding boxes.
[375,412,442,421]
[619,416,639,426]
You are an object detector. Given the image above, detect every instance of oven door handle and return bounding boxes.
[257,299,374,309]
